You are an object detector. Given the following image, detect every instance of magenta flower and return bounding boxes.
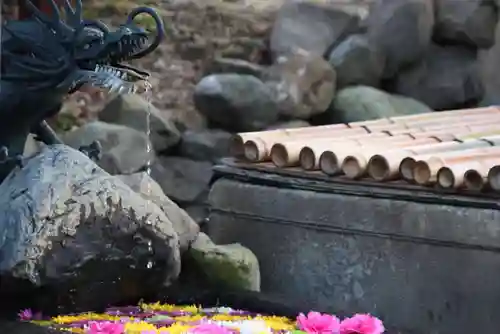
[87,321,124,334]
[297,311,341,333]
[18,309,33,321]
[339,314,385,334]
[188,323,232,334]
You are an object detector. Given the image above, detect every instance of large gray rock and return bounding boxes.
[194,74,279,132]
[117,172,199,252]
[392,44,483,110]
[367,0,434,78]
[479,23,500,104]
[328,34,384,89]
[186,232,260,292]
[267,120,311,130]
[266,52,336,120]
[99,94,181,153]
[329,86,432,123]
[269,1,361,59]
[206,57,266,79]
[24,134,43,156]
[179,129,232,163]
[434,0,497,49]
[63,121,154,175]
[150,157,213,204]
[0,145,180,310]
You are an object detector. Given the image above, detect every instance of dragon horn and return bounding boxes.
[46,0,62,21]
[63,0,83,33]
[24,0,75,35]
[23,0,56,25]
[63,0,75,15]
[83,19,111,37]
[125,7,165,59]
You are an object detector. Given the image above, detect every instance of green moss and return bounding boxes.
[53,113,80,133]
[189,249,253,290]
[131,14,158,32]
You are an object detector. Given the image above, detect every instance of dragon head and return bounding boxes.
[1,0,164,96]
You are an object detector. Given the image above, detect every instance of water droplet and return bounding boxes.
[143,82,153,215]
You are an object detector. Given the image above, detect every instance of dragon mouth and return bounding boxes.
[95,63,148,81]
[90,63,151,94]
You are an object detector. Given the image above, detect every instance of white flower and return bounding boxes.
[233,320,273,334]
[201,307,234,314]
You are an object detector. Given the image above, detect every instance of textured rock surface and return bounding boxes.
[99,94,181,153]
[187,232,260,292]
[0,145,180,311]
[151,157,213,204]
[206,57,266,78]
[392,44,483,110]
[329,86,432,123]
[367,0,434,78]
[328,34,384,89]
[194,74,279,132]
[434,0,498,49]
[63,121,154,175]
[179,129,232,163]
[480,23,500,105]
[267,120,311,130]
[117,172,200,252]
[266,52,336,119]
[270,1,361,59]
[23,135,43,156]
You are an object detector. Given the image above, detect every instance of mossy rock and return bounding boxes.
[329,85,432,123]
[186,233,260,291]
[49,113,80,133]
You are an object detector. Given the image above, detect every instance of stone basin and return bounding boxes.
[207,159,500,334]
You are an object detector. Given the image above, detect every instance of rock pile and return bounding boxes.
[192,0,499,128]
[40,0,499,222]
[6,0,500,313]
[0,144,260,314]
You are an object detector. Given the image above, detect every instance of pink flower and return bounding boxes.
[87,321,124,334]
[339,314,385,334]
[18,309,33,321]
[297,311,341,333]
[188,323,232,334]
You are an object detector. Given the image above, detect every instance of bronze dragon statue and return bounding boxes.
[0,0,164,182]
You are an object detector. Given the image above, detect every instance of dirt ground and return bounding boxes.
[2,0,371,131]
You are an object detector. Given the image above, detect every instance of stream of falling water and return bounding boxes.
[142,81,154,270]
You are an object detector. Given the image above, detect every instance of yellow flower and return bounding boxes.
[140,302,200,314]
[60,328,85,333]
[51,313,124,324]
[173,314,205,323]
[160,323,194,334]
[29,320,53,326]
[124,321,157,333]
[211,314,252,322]
[257,315,295,331]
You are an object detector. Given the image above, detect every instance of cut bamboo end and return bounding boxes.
[367,155,391,181]
[413,159,442,185]
[436,167,459,189]
[487,165,500,191]
[229,135,245,158]
[299,147,317,170]
[270,143,290,168]
[413,161,431,185]
[464,169,486,191]
[399,157,417,181]
[319,151,341,175]
[243,138,267,162]
[342,153,367,179]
